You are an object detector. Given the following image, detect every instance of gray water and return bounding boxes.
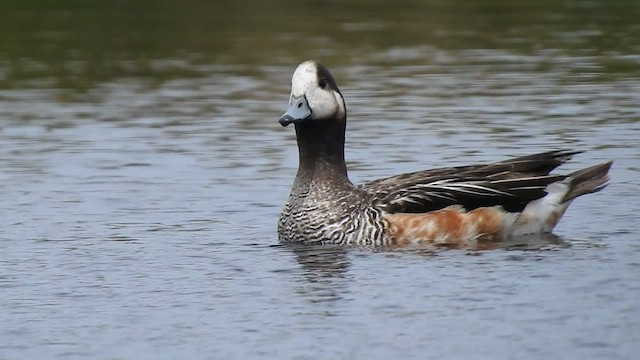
[2,1,640,359]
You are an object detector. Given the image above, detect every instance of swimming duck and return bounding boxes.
[277,60,612,248]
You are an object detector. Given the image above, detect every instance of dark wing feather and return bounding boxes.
[359,150,579,213]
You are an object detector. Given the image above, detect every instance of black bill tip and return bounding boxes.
[279,115,295,127]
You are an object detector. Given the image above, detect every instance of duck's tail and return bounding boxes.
[510,161,612,237]
[562,161,613,203]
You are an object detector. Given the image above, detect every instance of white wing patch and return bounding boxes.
[387,179,515,205]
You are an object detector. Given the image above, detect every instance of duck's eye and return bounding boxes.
[297,102,302,108]
[318,78,327,89]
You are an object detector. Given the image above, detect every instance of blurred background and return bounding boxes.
[1,1,639,359]
[2,1,640,88]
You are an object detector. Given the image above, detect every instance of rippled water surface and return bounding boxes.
[1,1,640,359]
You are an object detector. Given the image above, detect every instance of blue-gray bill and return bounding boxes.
[279,95,312,126]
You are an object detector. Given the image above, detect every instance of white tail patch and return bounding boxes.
[510,181,572,237]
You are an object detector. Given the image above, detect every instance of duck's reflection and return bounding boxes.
[499,233,569,250]
[281,243,352,304]
[278,233,567,303]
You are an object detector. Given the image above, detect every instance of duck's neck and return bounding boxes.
[293,119,350,187]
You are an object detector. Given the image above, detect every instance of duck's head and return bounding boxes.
[279,60,345,127]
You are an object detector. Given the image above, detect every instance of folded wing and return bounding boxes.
[359,150,580,213]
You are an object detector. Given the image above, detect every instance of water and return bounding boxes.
[1,1,640,359]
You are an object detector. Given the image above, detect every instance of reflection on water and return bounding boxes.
[282,244,352,303]
[1,0,639,359]
[285,244,351,280]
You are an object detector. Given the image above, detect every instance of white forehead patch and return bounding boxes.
[291,60,319,97]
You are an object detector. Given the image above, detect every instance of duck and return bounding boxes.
[277,60,612,248]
